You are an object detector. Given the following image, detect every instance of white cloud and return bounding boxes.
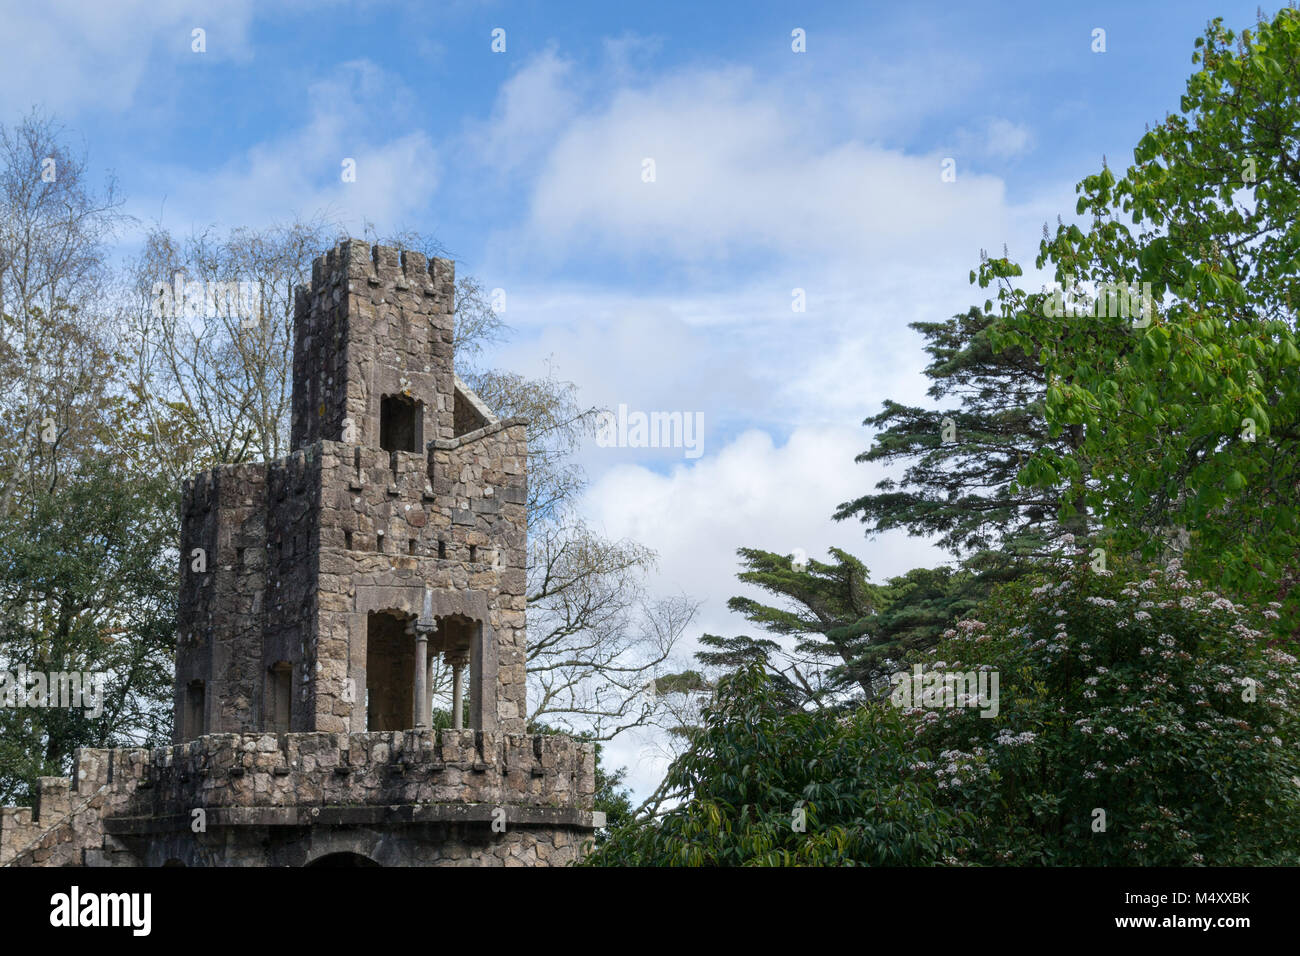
[123,60,439,236]
[584,425,948,613]
[469,253,993,444]
[459,59,1069,800]
[950,117,1035,162]
[600,33,665,84]
[466,50,579,172]
[983,118,1034,159]
[0,0,258,116]
[508,66,1014,268]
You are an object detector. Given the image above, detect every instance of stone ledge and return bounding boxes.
[104,804,604,833]
[429,417,528,450]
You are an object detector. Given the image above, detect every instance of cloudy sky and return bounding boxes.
[1,0,1264,796]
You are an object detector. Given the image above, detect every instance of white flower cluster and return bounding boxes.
[994,729,1036,747]
[934,748,992,789]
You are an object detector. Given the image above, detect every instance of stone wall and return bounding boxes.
[431,420,531,726]
[1,731,598,867]
[174,427,531,738]
[175,451,323,739]
[176,461,274,738]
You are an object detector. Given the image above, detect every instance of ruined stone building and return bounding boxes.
[0,241,601,867]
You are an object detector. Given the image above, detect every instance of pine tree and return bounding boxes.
[834,305,1076,563]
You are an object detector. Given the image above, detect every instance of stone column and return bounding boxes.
[446,646,471,730]
[412,589,436,730]
[412,627,429,729]
[425,654,435,727]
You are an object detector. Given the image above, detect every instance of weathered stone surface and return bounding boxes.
[2,242,595,869]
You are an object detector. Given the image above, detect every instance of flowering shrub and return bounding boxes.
[586,552,1300,866]
[904,555,1300,865]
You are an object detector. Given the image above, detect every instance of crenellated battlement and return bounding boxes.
[291,240,458,452]
[1,731,598,867]
[302,239,455,301]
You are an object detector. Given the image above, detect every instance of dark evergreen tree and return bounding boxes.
[663,550,985,708]
[834,305,1076,562]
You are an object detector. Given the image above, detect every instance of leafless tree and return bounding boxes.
[0,109,124,518]
[124,218,338,481]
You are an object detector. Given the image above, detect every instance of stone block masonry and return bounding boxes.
[2,240,598,867]
[0,731,599,867]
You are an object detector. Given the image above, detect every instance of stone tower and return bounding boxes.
[0,241,600,867]
[174,239,528,742]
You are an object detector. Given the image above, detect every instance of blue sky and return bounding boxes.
[0,0,1269,791]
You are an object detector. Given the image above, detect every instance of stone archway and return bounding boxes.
[350,586,500,733]
[305,852,380,867]
[296,826,393,867]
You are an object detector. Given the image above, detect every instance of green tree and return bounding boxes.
[825,305,1077,673]
[836,306,1072,560]
[723,547,879,699]
[0,462,175,805]
[671,550,984,711]
[591,552,1300,866]
[979,9,1300,633]
[0,110,153,805]
[582,664,971,867]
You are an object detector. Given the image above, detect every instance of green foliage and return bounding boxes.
[724,547,879,697]
[904,555,1300,865]
[697,549,988,708]
[862,564,987,684]
[591,742,634,846]
[691,634,800,705]
[582,665,972,866]
[981,9,1300,633]
[828,305,1078,674]
[0,461,176,804]
[836,306,1070,560]
[592,555,1300,866]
